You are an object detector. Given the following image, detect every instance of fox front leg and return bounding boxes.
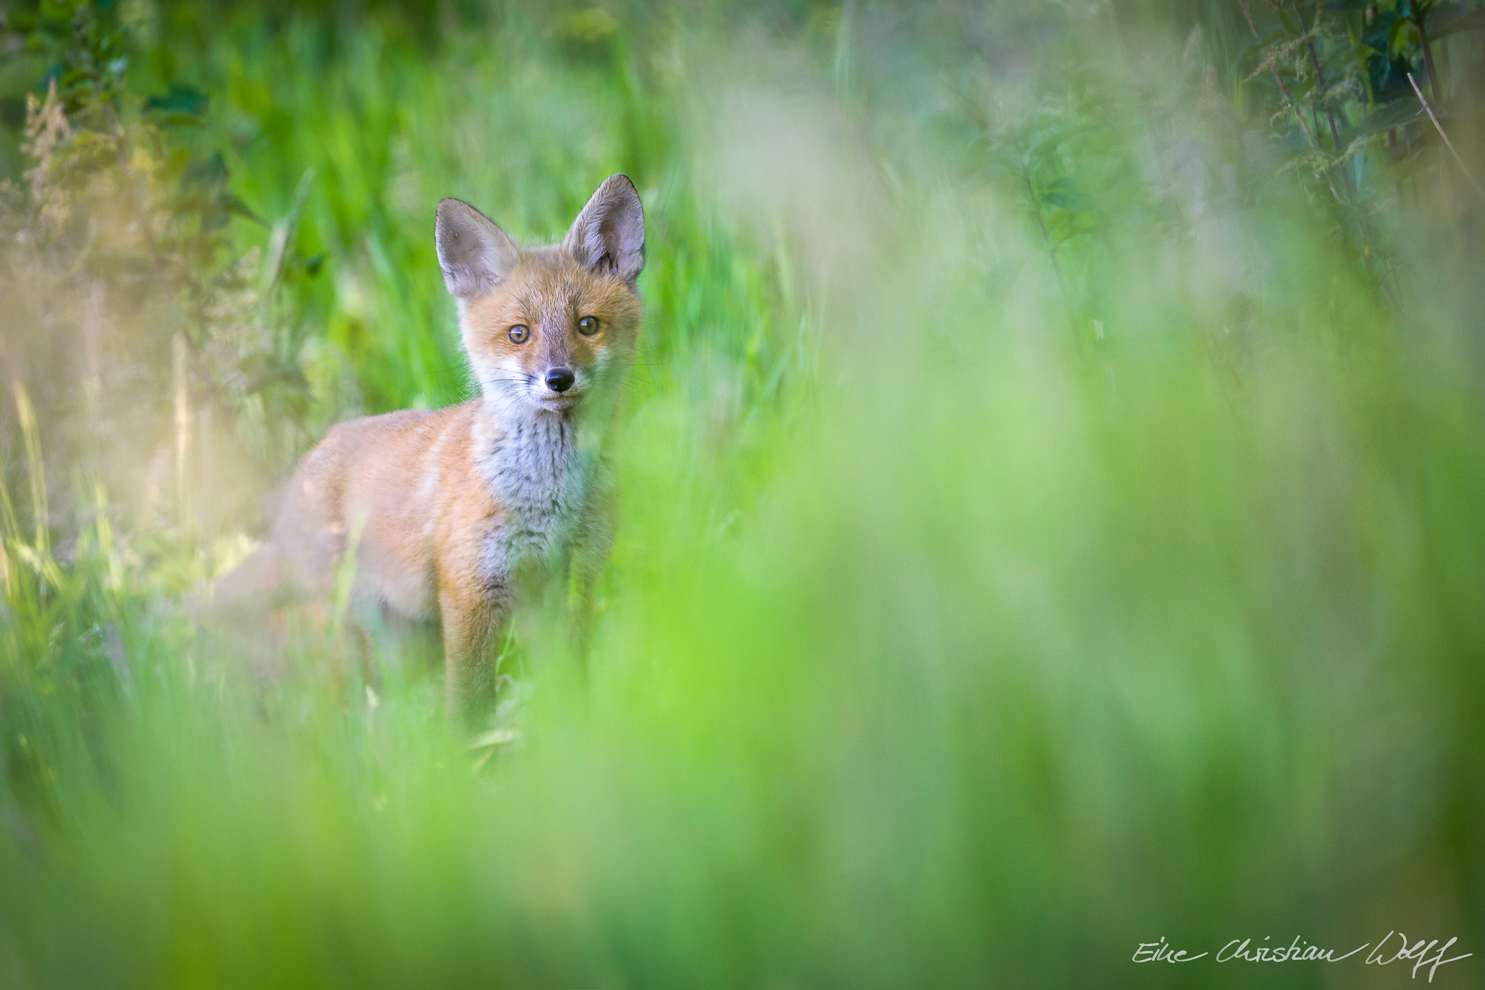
[440,591,499,727]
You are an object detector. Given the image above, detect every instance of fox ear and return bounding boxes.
[435,198,520,299]
[563,174,645,286]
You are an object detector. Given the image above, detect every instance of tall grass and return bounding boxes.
[2,2,1483,987]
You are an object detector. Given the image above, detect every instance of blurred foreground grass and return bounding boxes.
[1,2,1484,987]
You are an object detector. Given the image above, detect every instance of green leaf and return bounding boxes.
[1431,5,1485,38]
[1042,176,1089,213]
[181,151,228,191]
[553,7,620,45]
[145,84,208,123]
[1388,18,1420,58]
[0,96,25,131]
[1341,99,1428,145]
[216,191,263,225]
[1234,26,1286,72]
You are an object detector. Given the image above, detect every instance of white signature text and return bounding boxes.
[1132,933,1471,982]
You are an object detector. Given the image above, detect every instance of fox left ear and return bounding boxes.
[435,198,520,299]
[563,174,645,286]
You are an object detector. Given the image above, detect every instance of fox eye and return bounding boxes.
[507,324,529,344]
[577,315,600,336]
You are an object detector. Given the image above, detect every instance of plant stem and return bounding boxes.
[1292,3,1351,196]
[1407,72,1485,201]
[1022,163,1078,351]
[173,333,192,534]
[1292,6,1342,149]
[1235,0,1341,201]
[1416,12,1442,106]
[1023,166,1067,298]
[1234,0,1318,151]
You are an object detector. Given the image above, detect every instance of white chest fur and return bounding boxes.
[475,408,599,596]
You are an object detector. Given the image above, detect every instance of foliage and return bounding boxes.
[1232,0,1484,189]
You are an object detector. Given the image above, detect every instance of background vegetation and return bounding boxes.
[1,0,1483,986]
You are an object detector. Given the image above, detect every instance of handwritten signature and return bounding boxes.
[1132,933,1472,982]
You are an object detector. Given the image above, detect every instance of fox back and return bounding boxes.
[219,175,645,719]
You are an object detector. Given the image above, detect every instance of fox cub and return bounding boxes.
[227,175,644,718]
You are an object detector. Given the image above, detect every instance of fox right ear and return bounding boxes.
[435,198,520,299]
[564,174,645,286]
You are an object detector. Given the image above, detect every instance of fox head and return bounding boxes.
[434,174,644,416]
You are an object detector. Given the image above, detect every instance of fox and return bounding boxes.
[218,174,645,721]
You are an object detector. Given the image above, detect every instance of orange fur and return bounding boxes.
[222,176,645,720]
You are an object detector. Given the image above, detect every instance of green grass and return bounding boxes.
[2,3,1484,987]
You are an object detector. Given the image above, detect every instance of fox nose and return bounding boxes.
[545,368,575,393]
